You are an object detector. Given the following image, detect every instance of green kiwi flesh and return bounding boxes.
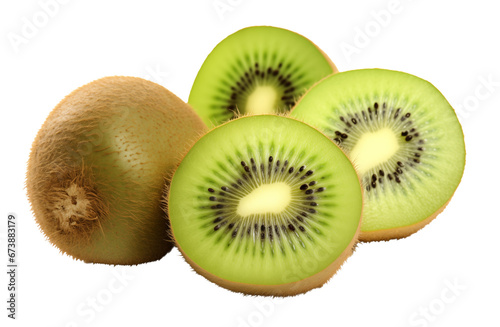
[291,69,466,241]
[167,115,362,296]
[188,26,337,127]
[27,76,207,265]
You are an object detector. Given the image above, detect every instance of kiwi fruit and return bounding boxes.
[166,115,362,296]
[27,76,207,265]
[188,26,337,127]
[290,69,466,241]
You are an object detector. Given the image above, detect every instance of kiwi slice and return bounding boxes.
[27,76,207,265]
[188,26,337,127]
[290,69,466,241]
[167,115,362,296]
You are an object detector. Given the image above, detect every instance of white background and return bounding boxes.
[1,0,499,326]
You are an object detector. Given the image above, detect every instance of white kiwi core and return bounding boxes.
[245,86,278,114]
[349,127,400,174]
[237,182,291,217]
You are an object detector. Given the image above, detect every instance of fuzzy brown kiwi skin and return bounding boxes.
[163,114,363,296]
[26,76,207,265]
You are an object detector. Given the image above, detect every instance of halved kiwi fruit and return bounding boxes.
[188,26,337,127]
[166,115,362,296]
[27,76,207,265]
[290,69,466,241]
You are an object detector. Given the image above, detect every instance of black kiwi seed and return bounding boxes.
[288,224,296,232]
[316,187,325,192]
[379,170,385,176]
[305,189,314,195]
[289,167,294,173]
[208,188,215,193]
[394,108,401,119]
[300,184,309,190]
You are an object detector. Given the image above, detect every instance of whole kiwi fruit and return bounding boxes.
[27,76,207,265]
